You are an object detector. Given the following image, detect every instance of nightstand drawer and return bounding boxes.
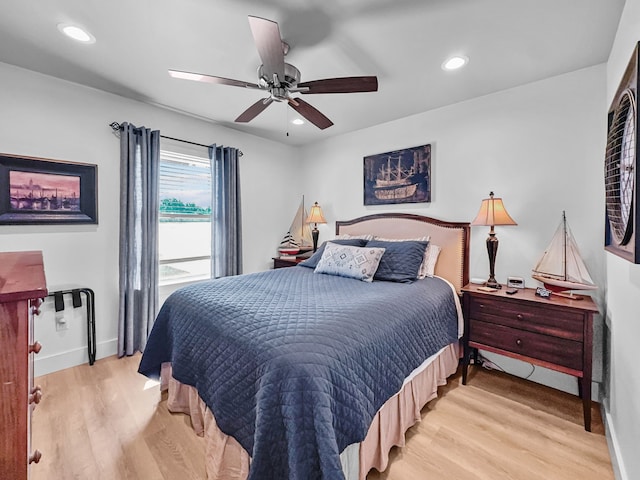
[470,320,583,371]
[468,295,583,341]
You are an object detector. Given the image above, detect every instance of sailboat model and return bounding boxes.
[532,211,597,298]
[278,197,314,255]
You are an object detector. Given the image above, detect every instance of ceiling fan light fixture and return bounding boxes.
[442,55,468,71]
[292,118,304,125]
[57,23,95,44]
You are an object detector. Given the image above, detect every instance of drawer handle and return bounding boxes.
[29,389,43,405]
[516,314,524,320]
[516,339,523,347]
[29,449,42,464]
[31,298,43,315]
[29,341,43,354]
[478,303,485,308]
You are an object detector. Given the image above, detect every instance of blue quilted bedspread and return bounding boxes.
[138,266,459,480]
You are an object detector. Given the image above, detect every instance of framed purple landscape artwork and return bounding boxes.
[364,144,431,205]
[0,154,97,225]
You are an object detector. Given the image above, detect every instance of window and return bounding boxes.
[158,148,211,284]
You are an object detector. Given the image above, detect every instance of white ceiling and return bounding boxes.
[0,0,625,146]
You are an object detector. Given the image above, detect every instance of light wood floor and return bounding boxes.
[31,354,613,480]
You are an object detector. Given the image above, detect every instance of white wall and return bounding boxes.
[604,1,640,478]
[0,62,299,376]
[2,42,628,471]
[300,65,607,396]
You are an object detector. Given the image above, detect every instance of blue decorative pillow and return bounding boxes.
[314,242,385,282]
[298,238,368,269]
[367,239,430,283]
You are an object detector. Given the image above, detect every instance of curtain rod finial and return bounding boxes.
[109,122,122,137]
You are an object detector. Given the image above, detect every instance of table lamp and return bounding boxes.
[471,191,517,289]
[306,202,327,252]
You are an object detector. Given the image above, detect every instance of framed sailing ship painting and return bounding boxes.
[364,143,431,205]
[605,42,639,263]
[0,154,98,225]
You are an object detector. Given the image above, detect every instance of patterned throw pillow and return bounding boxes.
[314,242,386,282]
[367,239,430,283]
[298,238,368,269]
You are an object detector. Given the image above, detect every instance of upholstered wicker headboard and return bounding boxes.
[335,213,470,293]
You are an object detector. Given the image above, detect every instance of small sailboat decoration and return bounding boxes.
[532,211,597,299]
[279,231,301,255]
[278,197,314,256]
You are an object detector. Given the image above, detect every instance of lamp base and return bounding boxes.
[311,228,319,252]
[485,231,501,289]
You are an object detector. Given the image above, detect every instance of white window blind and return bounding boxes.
[158,148,212,284]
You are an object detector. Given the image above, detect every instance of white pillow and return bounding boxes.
[374,236,432,279]
[314,242,385,282]
[372,236,430,242]
[335,233,375,241]
[419,244,441,278]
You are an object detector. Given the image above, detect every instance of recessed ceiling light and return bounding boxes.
[58,23,95,44]
[442,55,468,71]
[291,118,304,125]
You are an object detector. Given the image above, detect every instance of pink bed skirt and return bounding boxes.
[160,342,459,479]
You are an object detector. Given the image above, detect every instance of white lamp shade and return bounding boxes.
[471,192,517,226]
[306,202,327,224]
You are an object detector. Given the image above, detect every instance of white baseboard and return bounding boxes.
[34,338,118,377]
[603,401,629,480]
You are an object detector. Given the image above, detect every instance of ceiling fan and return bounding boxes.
[168,15,378,130]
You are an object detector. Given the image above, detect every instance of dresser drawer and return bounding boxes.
[468,295,583,341]
[469,320,583,371]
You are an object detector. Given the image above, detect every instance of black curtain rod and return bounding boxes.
[109,122,243,156]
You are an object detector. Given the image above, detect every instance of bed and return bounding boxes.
[138,213,470,480]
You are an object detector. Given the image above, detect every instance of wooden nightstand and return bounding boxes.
[461,283,599,431]
[272,257,306,269]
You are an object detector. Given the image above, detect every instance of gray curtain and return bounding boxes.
[209,144,242,278]
[118,123,160,356]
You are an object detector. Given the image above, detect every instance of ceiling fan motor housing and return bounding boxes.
[258,63,301,98]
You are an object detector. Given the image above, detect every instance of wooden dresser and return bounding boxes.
[461,283,598,431]
[0,251,47,478]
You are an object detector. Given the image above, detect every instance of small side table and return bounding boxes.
[272,257,306,269]
[461,283,598,431]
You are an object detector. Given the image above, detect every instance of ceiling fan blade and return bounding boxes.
[288,98,334,130]
[169,70,261,89]
[297,76,378,94]
[235,97,274,123]
[248,16,285,82]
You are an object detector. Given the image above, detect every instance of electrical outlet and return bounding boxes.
[55,317,68,331]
